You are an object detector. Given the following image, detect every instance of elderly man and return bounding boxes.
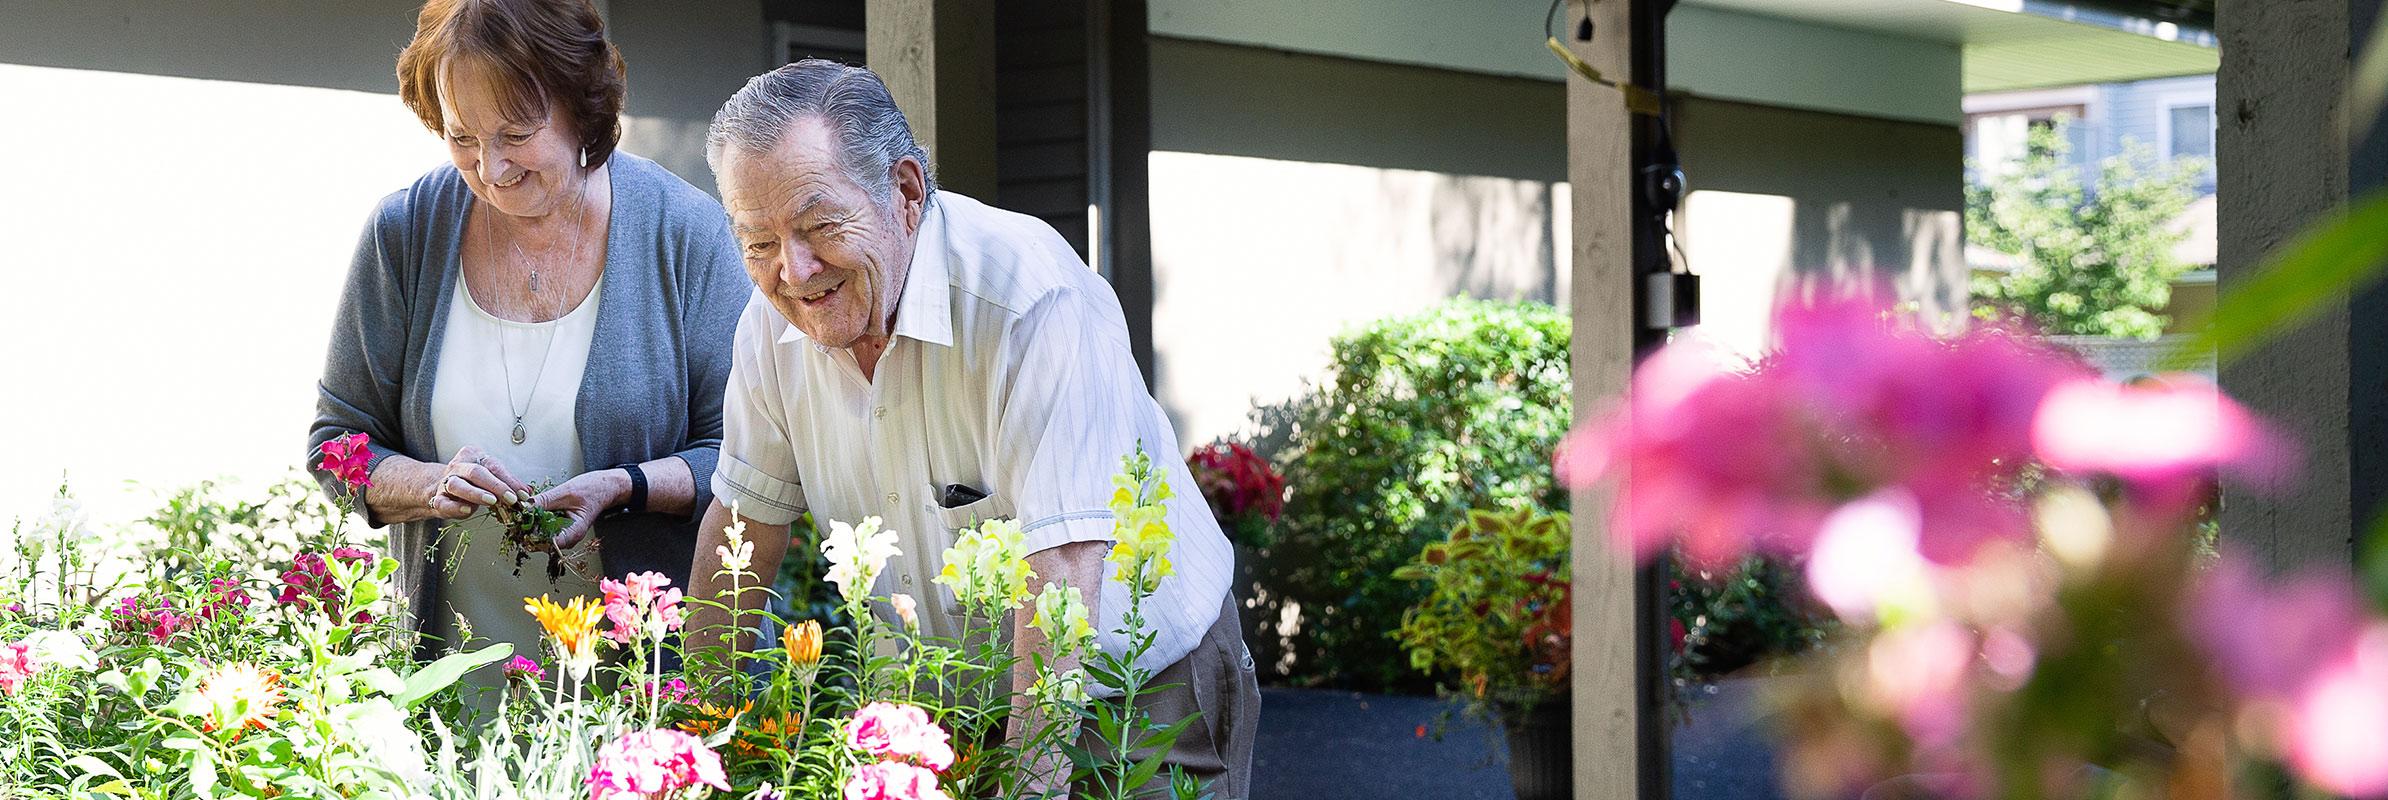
[684,60,1257,795]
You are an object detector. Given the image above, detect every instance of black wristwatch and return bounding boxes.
[610,462,648,517]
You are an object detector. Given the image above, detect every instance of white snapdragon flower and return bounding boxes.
[822,517,900,605]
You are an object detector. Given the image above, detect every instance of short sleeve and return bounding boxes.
[994,286,1150,555]
[711,294,809,526]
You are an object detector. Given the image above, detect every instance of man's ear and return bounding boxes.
[892,157,929,233]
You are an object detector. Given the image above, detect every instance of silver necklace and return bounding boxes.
[484,175,591,445]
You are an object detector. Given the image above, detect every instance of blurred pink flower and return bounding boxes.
[2286,625,2388,798]
[846,702,956,771]
[0,641,35,695]
[586,728,728,800]
[1804,491,1930,620]
[843,760,952,800]
[2183,557,2364,700]
[1866,620,1975,750]
[1557,297,2088,568]
[2032,376,2280,507]
[318,432,374,490]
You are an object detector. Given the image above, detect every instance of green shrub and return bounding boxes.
[1261,298,1571,693]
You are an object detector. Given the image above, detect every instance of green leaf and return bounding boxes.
[2175,190,2388,368]
[1123,751,1170,793]
[397,643,512,709]
[190,752,216,798]
[67,755,124,780]
[161,691,210,719]
[1133,711,1199,753]
[352,667,405,697]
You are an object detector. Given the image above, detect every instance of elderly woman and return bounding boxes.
[307,0,746,682]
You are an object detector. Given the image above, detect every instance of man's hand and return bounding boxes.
[1009,540,1107,797]
[685,499,791,681]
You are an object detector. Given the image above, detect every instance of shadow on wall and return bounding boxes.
[1669,94,1969,356]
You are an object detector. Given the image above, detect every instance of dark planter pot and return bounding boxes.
[1504,697,1574,800]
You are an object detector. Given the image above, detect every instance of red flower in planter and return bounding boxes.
[1188,442,1285,523]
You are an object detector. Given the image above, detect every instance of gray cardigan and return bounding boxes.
[307,153,749,645]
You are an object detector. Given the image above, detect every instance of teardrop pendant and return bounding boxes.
[511,418,527,445]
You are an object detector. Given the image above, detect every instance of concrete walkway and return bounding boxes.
[1245,681,1786,800]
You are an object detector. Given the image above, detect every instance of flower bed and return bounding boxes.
[0,439,1208,800]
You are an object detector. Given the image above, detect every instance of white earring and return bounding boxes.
[580,147,589,168]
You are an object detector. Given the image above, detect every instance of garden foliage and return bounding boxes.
[1967,118,2208,339]
[0,438,1215,800]
[1262,298,1571,693]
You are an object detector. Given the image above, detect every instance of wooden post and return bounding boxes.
[866,0,998,199]
[2215,0,2388,575]
[1564,0,1655,797]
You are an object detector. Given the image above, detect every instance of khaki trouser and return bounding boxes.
[1080,595,1262,799]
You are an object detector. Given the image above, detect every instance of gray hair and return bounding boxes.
[705,59,938,208]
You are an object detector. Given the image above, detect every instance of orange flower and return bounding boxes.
[782,619,822,667]
[196,663,283,735]
[525,594,606,679]
[676,701,802,759]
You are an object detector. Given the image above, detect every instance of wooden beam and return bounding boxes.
[866,0,998,199]
[1565,0,1649,797]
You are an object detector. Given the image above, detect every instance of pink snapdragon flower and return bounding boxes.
[109,595,195,643]
[0,641,35,695]
[845,702,956,771]
[587,728,729,800]
[601,572,686,645]
[843,760,952,800]
[277,547,377,624]
[318,432,374,490]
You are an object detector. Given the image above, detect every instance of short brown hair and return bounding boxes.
[396,0,627,167]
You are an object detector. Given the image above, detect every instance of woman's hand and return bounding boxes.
[532,468,631,551]
[427,445,534,520]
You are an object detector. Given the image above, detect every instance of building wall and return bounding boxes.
[1145,36,1571,451]
[1145,34,1968,450]
[0,0,763,528]
[1673,96,1969,360]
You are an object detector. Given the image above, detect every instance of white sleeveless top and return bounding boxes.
[428,272,604,696]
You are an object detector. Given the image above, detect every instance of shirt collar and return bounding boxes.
[773,195,954,349]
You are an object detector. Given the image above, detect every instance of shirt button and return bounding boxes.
[886,492,900,506]
[902,574,914,586]
[873,406,888,419]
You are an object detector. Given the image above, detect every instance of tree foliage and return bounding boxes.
[1967,118,2207,339]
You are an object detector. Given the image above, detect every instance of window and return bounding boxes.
[2167,103,2214,160]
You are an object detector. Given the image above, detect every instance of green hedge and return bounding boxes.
[1260,298,1571,693]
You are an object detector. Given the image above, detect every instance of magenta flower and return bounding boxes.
[845,702,956,771]
[318,432,374,490]
[601,571,686,645]
[109,595,196,643]
[2286,626,2388,798]
[277,548,376,624]
[2183,557,2364,701]
[587,728,729,800]
[1557,297,2091,568]
[2032,376,2282,510]
[843,760,952,800]
[0,641,35,695]
[504,655,545,684]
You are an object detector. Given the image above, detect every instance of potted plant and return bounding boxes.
[1392,507,1572,800]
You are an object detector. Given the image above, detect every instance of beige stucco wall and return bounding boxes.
[0,0,762,530]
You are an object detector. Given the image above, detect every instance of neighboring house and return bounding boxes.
[1964,72,2218,361]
